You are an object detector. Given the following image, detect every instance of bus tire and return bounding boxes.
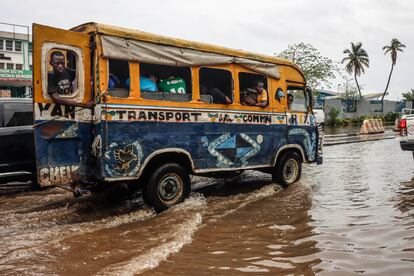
[272,151,302,188]
[144,163,190,213]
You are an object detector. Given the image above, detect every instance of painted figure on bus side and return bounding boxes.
[48,50,94,108]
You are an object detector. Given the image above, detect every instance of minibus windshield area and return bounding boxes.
[287,87,308,112]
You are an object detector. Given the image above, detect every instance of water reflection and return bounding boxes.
[308,139,414,274]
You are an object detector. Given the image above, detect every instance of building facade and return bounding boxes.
[0,23,32,98]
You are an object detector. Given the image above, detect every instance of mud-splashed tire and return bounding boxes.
[144,163,191,213]
[272,152,302,188]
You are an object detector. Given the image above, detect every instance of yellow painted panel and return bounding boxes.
[129,62,140,98]
[272,67,288,113]
[99,57,108,94]
[284,66,306,85]
[191,67,200,102]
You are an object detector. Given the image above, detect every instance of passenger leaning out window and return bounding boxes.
[241,80,268,107]
[48,51,94,108]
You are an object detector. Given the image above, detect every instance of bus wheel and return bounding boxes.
[272,152,302,188]
[144,163,191,213]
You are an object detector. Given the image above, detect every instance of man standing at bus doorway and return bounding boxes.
[47,51,94,197]
[48,51,94,109]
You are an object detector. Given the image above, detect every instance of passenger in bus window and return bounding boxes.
[252,80,268,107]
[159,76,186,94]
[241,88,257,106]
[241,80,268,107]
[108,73,120,89]
[48,51,94,108]
[140,73,158,92]
[127,73,158,92]
[201,84,231,104]
[287,93,294,108]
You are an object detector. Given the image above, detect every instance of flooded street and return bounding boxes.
[1,138,413,275]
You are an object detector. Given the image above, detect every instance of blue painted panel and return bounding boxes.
[94,121,291,179]
[35,117,317,183]
[287,125,318,162]
[47,139,80,165]
[34,120,92,176]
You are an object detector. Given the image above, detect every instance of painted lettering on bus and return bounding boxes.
[242,114,272,124]
[114,110,201,122]
[37,103,76,119]
[39,165,79,186]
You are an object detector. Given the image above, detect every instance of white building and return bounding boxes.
[0,23,32,98]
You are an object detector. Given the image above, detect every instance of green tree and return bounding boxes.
[277,42,336,88]
[381,38,406,103]
[341,42,369,100]
[402,88,414,100]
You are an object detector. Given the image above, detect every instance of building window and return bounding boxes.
[6,40,13,51]
[6,63,13,69]
[15,64,23,70]
[28,42,32,53]
[14,41,22,52]
[0,39,4,50]
[29,65,33,70]
[0,63,4,69]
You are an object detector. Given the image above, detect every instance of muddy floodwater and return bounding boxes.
[0,138,413,275]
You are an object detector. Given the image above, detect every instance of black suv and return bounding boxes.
[0,98,36,184]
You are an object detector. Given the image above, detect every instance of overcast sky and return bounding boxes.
[2,0,413,99]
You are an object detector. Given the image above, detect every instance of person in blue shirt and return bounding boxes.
[126,73,158,92]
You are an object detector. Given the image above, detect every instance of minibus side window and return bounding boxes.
[47,49,78,98]
[199,67,233,104]
[287,87,307,112]
[139,63,192,102]
[108,59,130,98]
[238,72,268,107]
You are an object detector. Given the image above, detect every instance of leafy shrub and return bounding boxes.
[384,112,400,122]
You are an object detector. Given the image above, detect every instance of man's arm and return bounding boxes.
[255,100,268,107]
[49,92,94,109]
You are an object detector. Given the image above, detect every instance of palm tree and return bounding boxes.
[381,39,406,104]
[341,42,369,100]
[402,88,414,100]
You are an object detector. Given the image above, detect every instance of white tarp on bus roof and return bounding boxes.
[100,35,280,79]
